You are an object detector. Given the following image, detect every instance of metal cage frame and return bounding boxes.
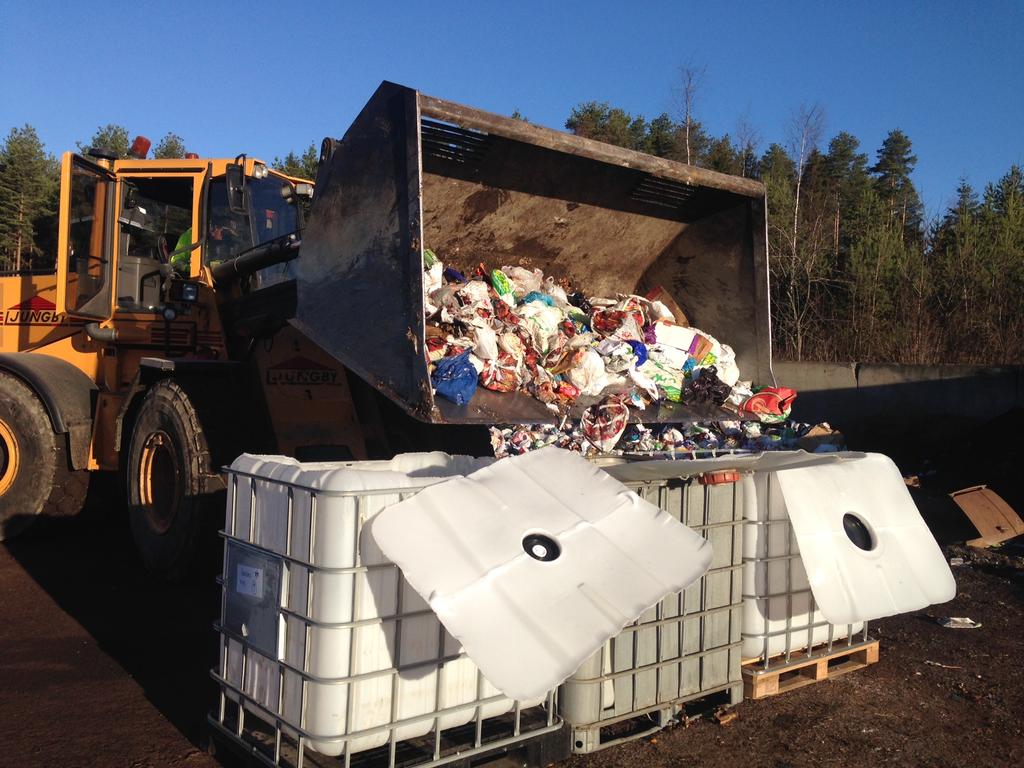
[209,468,562,768]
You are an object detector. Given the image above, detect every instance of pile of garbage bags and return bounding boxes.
[422,249,803,455]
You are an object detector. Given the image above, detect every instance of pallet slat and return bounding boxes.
[570,686,741,754]
[742,640,879,700]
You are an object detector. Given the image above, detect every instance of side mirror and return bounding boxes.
[226,163,246,214]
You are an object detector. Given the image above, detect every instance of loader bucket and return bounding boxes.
[294,81,771,424]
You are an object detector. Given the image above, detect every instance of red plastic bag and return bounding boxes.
[581,398,629,452]
[739,386,797,423]
[479,351,521,393]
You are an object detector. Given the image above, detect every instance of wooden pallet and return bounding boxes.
[742,640,879,700]
[569,684,742,754]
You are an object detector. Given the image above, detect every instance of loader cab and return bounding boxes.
[55,152,205,319]
[55,153,307,321]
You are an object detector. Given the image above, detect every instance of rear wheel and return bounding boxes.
[0,372,89,540]
[126,379,224,581]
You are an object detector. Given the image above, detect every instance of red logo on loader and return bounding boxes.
[2,296,65,326]
[266,356,340,386]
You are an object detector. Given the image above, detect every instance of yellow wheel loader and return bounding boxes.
[0,82,770,580]
[0,149,367,576]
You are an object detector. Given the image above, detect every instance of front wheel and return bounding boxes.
[126,379,223,580]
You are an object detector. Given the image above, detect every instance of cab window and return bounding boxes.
[117,177,193,310]
[205,176,299,263]
[205,175,300,286]
[65,161,114,315]
[205,179,252,265]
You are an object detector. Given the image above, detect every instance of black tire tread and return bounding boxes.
[126,378,221,581]
[0,371,89,540]
[42,438,91,518]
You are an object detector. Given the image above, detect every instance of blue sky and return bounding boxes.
[1,1,1021,217]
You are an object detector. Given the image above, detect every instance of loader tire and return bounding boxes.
[0,372,89,541]
[126,379,223,581]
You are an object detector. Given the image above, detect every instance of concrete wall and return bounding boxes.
[774,361,1024,465]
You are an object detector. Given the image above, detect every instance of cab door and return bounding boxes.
[56,153,117,320]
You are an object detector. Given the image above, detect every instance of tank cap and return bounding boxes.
[522,533,560,562]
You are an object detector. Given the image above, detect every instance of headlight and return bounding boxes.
[169,281,201,303]
[253,163,268,179]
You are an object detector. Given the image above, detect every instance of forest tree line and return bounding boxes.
[2,83,1021,365]
[559,79,1023,366]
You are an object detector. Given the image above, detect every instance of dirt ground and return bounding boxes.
[1,476,1022,768]
[574,544,1024,768]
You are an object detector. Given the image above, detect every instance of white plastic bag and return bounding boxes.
[469,322,499,360]
[518,300,564,353]
[497,331,525,361]
[542,277,569,306]
[502,266,543,298]
[716,344,740,387]
[568,348,610,396]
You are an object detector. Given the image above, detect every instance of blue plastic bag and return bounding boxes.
[443,267,466,283]
[520,291,555,307]
[431,351,477,406]
[626,340,648,367]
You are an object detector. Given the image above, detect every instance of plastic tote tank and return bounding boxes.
[742,470,866,662]
[211,452,558,761]
[558,465,745,754]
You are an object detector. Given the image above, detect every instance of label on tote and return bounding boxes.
[236,564,264,599]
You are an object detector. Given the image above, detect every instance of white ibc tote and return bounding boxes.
[213,452,552,759]
[741,452,956,663]
[741,470,865,661]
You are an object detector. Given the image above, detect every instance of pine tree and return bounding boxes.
[565,102,647,150]
[0,125,58,271]
[78,124,131,158]
[823,131,871,262]
[644,114,678,158]
[273,142,319,180]
[871,129,923,240]
[153,132,187,159]
[978,165,1024,357]
[704,135,741,175]
[982,164,1024,217]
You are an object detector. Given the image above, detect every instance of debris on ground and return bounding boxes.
[712,708,738,727]
[936,617,982,629]
[797,422,844,452]
[923,660,963,669]
[948,485,1024,548]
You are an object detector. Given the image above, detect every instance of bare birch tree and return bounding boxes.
[735,110,760,178]
[675,63,706,165]
[786,103,825,259]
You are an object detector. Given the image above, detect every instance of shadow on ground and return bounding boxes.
[3,474,224,756]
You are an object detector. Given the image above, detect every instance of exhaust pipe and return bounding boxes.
[210,234,301,286]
